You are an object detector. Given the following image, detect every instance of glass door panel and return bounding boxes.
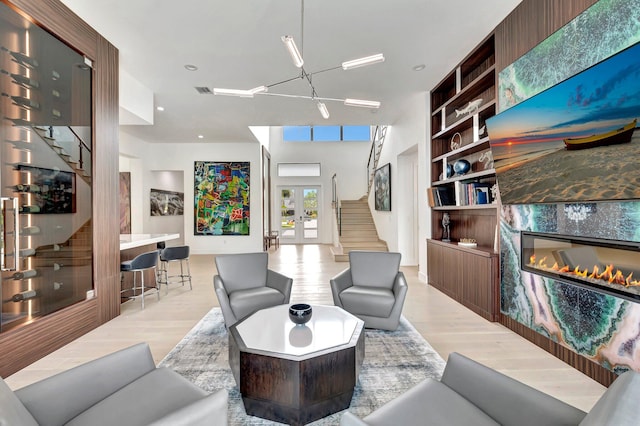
[0,3,93,333]
[302,188,318,239]
[280,188,296,240]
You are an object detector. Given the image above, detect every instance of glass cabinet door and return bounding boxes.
[0,3,93,333]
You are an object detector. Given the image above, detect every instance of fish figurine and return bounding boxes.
[455,98,483,117]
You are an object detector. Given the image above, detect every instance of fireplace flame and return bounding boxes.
[528,258,640,287]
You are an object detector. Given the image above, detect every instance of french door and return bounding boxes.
[278,186,320,244]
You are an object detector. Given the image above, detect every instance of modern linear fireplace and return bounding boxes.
[521,232,640,303]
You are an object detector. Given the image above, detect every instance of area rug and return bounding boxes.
[159,308,446,425]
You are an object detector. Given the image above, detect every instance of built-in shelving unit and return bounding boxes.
[427,34,499,322]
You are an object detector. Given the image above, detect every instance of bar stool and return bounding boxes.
[120,250,160,309]
[157,245,192,294]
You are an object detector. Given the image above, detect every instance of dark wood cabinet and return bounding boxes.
[427,239,499,322]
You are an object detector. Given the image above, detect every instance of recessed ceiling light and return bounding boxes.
[412,64,426,71]
[198,135,204,139]
[156,106,165,111]
[184,64,198,71]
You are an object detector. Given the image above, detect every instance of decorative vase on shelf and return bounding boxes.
[445,164,454,179]
[453,159,471,175]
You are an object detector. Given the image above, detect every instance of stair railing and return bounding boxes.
[66,126,92,177]
[367,125,388,193]
[332,173,342,236]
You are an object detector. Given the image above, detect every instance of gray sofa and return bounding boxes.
[0,343,228,426]
[340,352,640,426]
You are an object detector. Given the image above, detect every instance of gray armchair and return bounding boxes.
[0,343,227,426]
[214,252,293,328]
[340,351,640,426]
[330,251,407,331]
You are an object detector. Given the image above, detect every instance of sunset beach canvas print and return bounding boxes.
[487,41,640,205]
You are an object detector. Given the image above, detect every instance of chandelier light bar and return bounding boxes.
[249,85,269,95]
[344,98,381,108]
[317,101,330,119]
[213,87,255,97]
[281,35,304,68]
[342,53,385,70]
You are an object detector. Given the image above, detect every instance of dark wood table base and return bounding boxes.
[230,325,365,425]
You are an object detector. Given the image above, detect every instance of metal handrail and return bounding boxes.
[332,173,342,236]
[66,126,91,172]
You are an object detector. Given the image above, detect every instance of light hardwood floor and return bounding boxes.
[6,244,606,412]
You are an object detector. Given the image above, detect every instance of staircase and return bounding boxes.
[32,126,92,185]
[332,198,387,262]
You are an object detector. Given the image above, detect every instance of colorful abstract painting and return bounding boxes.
[194,161,250,235]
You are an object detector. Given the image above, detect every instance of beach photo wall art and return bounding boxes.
[194,161,250,235]
[150,189,184,216]
[374,163,391,211]
[486,41,640,205]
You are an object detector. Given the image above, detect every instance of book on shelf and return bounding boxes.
[427,186,455,207]
[454,180,493,206]
[427,187,436,207]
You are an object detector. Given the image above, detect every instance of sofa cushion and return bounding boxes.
[0,378,38,426]
[580,370,640,426]
[229,286,286,321]
[16,342,157,426]
[441,352,587,426]
[340,286,395,318]
[66,367,207,426]
[215,252,268,292]
[362,378,498,426]
[349,251,401,289]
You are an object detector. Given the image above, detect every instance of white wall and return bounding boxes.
[268,126,371,244]
[118,102,430,271]
[120,131,263,254]
[369,92,429,271]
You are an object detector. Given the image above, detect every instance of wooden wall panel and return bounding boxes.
[94,36,121,323]
[494,0,614,386]
[0,0,119,378]
[0,300,98,376]
[495,0,598,73]
[500,315,617,386]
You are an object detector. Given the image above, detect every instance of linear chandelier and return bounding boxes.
[213,0,384,119]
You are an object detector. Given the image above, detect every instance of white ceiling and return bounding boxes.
[60,0,522,143]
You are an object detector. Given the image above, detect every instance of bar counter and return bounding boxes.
[119,234,180,302]
[119,233,180,250]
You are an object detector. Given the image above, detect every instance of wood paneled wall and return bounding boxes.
[495,0,598,73]
[0,0,120,378]
[494,0,615,387]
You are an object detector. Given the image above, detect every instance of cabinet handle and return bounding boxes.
[1,197,20,271]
